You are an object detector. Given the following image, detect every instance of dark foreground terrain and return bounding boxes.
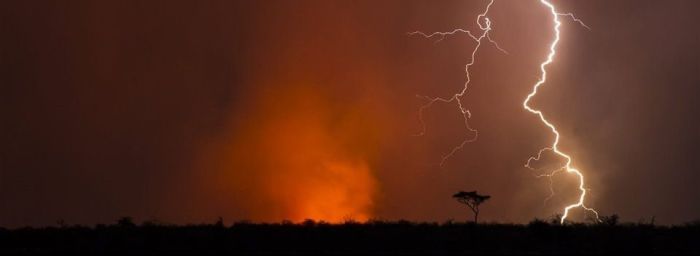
[1,218,699,254]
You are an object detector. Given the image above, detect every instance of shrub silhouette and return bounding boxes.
[600,214,620,226]
[116,217,135,228]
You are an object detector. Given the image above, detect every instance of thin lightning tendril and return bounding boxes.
[408,0,506,167]
[524,0,599,223]
[411,0,600,223]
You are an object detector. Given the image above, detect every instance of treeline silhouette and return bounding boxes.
[1,216,699,254]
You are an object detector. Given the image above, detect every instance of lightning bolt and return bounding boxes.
[524,0,599,223]
[411,0,601,224]
[409,0,506,167]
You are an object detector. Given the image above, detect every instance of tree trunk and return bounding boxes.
[474,210,479,224]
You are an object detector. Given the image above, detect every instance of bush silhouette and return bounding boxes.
[116,217,135,228]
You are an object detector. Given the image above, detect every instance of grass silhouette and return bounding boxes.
[1,216,699,254]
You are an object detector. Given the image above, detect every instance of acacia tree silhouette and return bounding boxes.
[453,191,491,223]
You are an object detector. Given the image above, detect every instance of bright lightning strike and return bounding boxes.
[411,0,600,224]
[524,0,600,224]
[409,0,506,167]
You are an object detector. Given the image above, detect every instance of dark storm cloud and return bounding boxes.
[0,0,253,225]
[1,0,699,227]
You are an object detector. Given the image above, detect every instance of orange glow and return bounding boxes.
[200,83,382,223]
[269,161,376,222]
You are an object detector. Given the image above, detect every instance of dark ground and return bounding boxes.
[1,218,700,254]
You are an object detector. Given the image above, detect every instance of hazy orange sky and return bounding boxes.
[2,0,700,227]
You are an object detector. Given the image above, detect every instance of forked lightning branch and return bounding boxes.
[410,0,599,223]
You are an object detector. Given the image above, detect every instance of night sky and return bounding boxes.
[2,0,700,227]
